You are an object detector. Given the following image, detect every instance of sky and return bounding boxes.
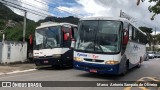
[1,0,160,33]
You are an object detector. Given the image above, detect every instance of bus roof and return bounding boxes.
[36,22,77,29]
[80,17,146,35]
[81,17,128,21]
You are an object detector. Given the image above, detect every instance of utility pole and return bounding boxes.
[155,27,156,35]
[120,9,122,17]
[2,22,10,42]
[2,25,8,42]
[23,11,27,42]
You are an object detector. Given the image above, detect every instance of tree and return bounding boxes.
[154,34,160,44]
[139,26,153,46]
[136,0,145,5]
[137,0,160,20]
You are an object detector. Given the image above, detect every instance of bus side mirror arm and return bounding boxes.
[123,30,129,45]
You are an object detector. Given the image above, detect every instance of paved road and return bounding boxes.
[0,58,160,90]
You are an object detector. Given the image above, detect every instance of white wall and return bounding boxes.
[1,41,27,64]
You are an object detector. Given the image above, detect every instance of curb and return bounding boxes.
[0,69,37,76]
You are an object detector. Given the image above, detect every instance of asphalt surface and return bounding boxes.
[0,63,36,73]
[0,58,160,90]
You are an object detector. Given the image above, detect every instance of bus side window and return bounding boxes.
[62,26,72,47]
[62,26,71,41]
[134,29,139,42]
[129,25,132,40]
[132,27,137,41]
[72,27,78,40]
[139,32,144,43]
[136,30,140,42]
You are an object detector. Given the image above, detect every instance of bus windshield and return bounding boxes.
[34,26,61,50]
[75,20,122,53]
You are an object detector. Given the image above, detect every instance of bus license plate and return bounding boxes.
[44,60,48,63]
[90,69,97,73]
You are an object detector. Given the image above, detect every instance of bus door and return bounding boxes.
[70,27,78,48]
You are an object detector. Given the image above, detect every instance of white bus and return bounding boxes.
[73,17,147,75]
[33,22,77,68]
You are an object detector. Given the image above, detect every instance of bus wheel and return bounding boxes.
[36,66,41,70]
[121,62,129,75]
[136,60,141,68]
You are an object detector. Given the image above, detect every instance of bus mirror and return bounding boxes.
[71,38,76,48]
[123,30,129,45]
[63,33,68,41]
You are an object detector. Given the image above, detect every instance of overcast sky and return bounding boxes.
[1,0,160,33]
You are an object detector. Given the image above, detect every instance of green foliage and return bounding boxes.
[137,0,160,20]
[148,0,160,20]
[154,34,160,44]
[0,19,5,30]
[5,24,23,41]
[0,2,36,41]
[139,27,153,33]
[0,2,24,21]
[4,21,36,41]
[0,2,79,42]
[25,21,36,39]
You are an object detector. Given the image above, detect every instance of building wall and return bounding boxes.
[1,41,27,63]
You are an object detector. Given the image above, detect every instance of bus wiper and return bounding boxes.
[95,44,104,52]
[83,42,95,52]
[46,43,52,49]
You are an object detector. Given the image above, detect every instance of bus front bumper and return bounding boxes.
[34,57,72,66]
[74,61,120,75]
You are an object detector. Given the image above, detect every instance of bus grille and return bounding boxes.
[80,65,107,70]
[84,58,104,63]
[39,56,53,58]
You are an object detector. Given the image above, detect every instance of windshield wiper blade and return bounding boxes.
[95,44,104,52]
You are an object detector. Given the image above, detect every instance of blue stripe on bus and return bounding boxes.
[73,61,120,75]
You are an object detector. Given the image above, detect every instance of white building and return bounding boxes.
[0,41,27,64]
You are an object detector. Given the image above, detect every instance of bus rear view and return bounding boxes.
[73,17,147,75]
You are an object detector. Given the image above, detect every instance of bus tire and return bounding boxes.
[136,59,141,68]
[36,66,41,70]
[121,61,129,75]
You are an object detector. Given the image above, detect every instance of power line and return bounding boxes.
[1,1,47,17]
[34,0,60,7]
[2,0,51,16]
[32,0,82,17]
[16,0,51,14]
[0,0,52,17]
[2,0,82,17]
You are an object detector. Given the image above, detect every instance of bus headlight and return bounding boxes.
[52,54,61,58]
[74,57,83,62]
[105,61,119,65]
